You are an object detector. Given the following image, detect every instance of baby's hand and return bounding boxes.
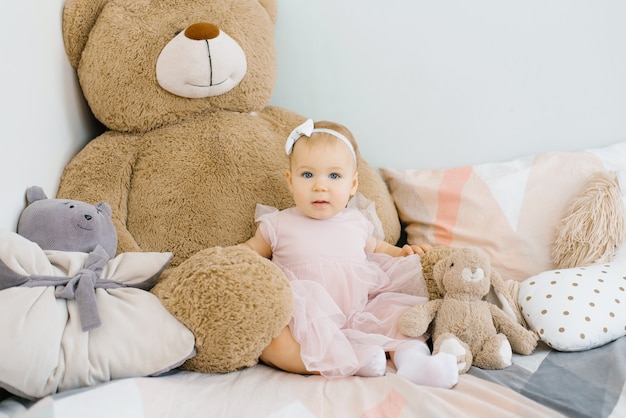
[400,243,432,256]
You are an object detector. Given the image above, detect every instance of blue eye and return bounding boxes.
[302,172,313,178]
[329,173,340,179]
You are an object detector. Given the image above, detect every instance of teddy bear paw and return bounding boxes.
[474,334,513,370]
[498,337,513,367]
[436,335,471,373]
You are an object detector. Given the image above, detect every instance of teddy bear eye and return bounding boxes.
[449,262,454,267]
[69,205,75,209]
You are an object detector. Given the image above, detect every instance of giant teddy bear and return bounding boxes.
[57,0,401,373]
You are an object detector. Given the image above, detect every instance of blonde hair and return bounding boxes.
[288,120,360,165]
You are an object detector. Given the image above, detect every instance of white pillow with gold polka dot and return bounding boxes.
[518,256,626,351]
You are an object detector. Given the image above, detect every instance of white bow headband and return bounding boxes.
[285,119,357,163]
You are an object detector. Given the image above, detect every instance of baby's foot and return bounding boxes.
[355,349,386,377]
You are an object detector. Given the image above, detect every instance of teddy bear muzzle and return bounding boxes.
[156,22,247,99]
[462,266,484,283]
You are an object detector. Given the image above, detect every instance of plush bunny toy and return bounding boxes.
[399,247,538,374]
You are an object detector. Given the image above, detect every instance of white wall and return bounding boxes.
[2,0,626,231]
[0,0,101,231]
[271,0,626,170]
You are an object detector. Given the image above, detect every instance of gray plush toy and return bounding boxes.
[6,186,121,331]
[18,185,117,258]
[0,186,194,399]
[6,186,160,331]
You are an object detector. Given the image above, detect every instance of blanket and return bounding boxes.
[469,337,626,418]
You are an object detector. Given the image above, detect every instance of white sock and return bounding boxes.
[354,348,386,377]
[394,341,458,388]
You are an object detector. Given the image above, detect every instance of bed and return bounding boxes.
[0,339,623,417]
[3,144,626,418]
[2,1,626,417]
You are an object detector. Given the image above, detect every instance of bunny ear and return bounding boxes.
[25,186,48,204]
[486,268,526,326]
[421,246,457,300]
[432,252,455,296]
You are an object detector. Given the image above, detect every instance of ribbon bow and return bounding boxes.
[285,119,357,163]
[0,244,126,332]
[285,119,315,155]
[54,244,116,331]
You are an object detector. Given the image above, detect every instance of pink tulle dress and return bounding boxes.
[256,204,429,377]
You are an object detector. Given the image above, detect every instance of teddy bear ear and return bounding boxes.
[25,186,48,205]
[432,255,450,295]
[258,0,278,24]
[63,0,110,68]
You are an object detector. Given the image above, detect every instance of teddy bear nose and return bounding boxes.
[184,22,221,41]
[84,214,92,221]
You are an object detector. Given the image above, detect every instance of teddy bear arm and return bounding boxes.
[399,299,442,337]
[110,217,142,254]
[489,304,538,355]
[58,132,143,254]
[260,106,307,131]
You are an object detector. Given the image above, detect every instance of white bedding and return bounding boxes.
[1,358,565,418]
[4,336,625,418]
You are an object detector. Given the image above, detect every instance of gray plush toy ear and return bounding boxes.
[25,186,48,204]
[95,202,112,217]
[18,186,117,258]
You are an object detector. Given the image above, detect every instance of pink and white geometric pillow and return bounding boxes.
[381,141,626,282]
